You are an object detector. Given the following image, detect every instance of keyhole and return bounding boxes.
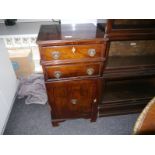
[72,47,76,54]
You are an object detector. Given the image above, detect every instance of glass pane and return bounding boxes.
[102,78,155,102]
[107,40,155,68]
[112,19,155,29]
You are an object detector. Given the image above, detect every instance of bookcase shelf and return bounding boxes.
[103,55,155,80]
[99,78,155,116]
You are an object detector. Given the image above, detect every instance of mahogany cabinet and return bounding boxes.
[37,23,105,126]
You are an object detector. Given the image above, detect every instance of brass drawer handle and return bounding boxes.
[87,68,94,76]
[71,99,78,105]
[52,51,60,59]
[88,49,96,57]
[53,71,62,79]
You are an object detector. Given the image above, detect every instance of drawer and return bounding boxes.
[45,79,100,119]
[40,44,105,61]
[44,62,102,80]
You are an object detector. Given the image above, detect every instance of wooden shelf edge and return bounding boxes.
[99,98,151,108]
[103,65,155,80]
[99,95,153,117]
[99,109,141,117]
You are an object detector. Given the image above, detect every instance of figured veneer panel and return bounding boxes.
[45,78,100,119]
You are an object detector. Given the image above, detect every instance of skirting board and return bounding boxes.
[0,79,19,135]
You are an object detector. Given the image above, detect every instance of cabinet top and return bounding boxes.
[36,23,105,45]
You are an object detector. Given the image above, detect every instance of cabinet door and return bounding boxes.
[46,79,100,119]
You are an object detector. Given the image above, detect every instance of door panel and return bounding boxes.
[46,79,99,119]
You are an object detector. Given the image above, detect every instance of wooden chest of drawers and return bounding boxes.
[37,24,105,126]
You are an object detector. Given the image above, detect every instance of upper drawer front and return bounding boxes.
[40,44,105,61]
[44,63,102,80]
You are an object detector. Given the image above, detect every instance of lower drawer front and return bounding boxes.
[45,78,99,119]
[44,62,102,80]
